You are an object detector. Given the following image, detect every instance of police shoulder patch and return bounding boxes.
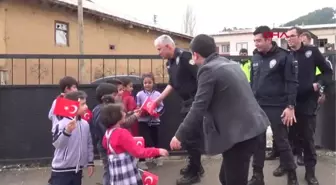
[269,59,277,68]
[305,50,312,58]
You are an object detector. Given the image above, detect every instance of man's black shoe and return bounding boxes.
[287,170,299,185]
[265,150,280,160]
[305,168,319,185]
[247,171,265,185]
[273,166,287,177]
[180,165,204,177]
[305,175,319,185]
[176,173,201,185]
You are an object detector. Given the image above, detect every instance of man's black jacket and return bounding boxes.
[290,43,333,115]
[250,42,298,107]
[166,48,198,113]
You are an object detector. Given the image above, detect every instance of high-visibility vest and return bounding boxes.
[315,57,333,76]
[241,60,251,82]
[316,67,321,76]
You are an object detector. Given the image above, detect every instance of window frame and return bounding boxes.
[221,43,230,53]
[317,38,328,48]
[236,42,248,52]
[54,20,70,47]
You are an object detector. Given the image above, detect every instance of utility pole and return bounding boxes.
[153,14,157,24]
[78,0,85,83]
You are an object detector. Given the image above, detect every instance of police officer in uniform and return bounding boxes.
[153,34,204,185]
[288,67,328,167]
[247,26,299,185]
[286,27,333,185]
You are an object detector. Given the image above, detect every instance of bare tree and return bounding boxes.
[182,5,196,36]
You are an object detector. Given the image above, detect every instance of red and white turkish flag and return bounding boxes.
[53,97,80,118]
[140,97,158,117]
[142,171,159,185]
[82,109,92,122]
[133,137,145,148]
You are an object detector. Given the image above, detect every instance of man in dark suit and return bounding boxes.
[170,34,270,185]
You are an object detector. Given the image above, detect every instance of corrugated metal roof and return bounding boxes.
[47,0,193,40]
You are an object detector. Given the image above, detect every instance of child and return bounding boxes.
[90,83,141,185]
[100,103,168,185]
[106,79,124,102]
[50,91,94,185]
[120,77,138,136]
[136,73,164,169]
[48,76,78,133]
[47,76,78,185]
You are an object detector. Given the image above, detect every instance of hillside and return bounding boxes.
[282,7,336,26]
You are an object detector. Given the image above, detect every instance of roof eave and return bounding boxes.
[47,0,193,41]
[211,32,253,37]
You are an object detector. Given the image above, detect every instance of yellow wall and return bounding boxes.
[0,0,191,84]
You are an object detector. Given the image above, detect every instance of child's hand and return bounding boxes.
[142,111,150,116]
[134,109,141,118]
[65,119,77,133]
[159,148,169,157]
[87,166,94,177]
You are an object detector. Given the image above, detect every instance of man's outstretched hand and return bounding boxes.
[170,136,182,150]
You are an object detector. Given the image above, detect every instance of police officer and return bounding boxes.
[289,64,332,166]
[299,32,333,107]
[239,48,251,82]
[286,27,333,185]
[247,26,299,185]
[153,34,204,185]
[238,48,281,164]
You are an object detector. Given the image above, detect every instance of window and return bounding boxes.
[318,39,328,48]
[55,21,69,46]
[216,46,219,53]
[221,44,230,53]
[236,42,248,52]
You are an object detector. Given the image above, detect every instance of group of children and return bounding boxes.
[47,73,168,185]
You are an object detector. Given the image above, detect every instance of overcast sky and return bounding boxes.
[93,0,335,35]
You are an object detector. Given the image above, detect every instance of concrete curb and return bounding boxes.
[1,150,334,171]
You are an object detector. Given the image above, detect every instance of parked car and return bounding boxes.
[91,75,143,85]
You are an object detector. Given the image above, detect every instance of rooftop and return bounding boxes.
[211,23,336,36]
[47,0,193,40]
[279,23,336,29]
